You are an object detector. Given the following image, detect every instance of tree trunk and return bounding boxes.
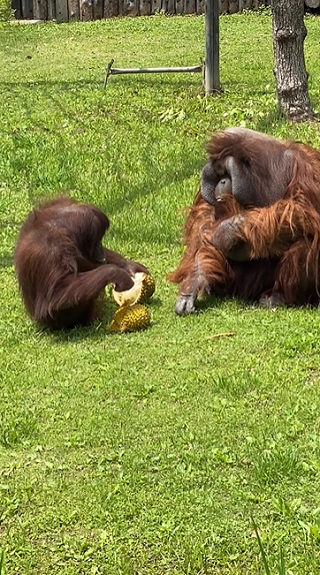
[271,0,313,121]
[305,0,320,8]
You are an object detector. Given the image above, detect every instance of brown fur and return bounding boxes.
[15,196,150,330]
[168,130,320,310]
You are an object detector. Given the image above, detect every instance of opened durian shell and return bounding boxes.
[110,303,151,333]
[112,272,155,307]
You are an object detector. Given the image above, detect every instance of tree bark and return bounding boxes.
[305,0,320,8]
[271,0,314,121]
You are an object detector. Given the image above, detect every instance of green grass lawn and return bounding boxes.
[2,9,320,574]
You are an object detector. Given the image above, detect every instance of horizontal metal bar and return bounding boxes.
[109,65,202,75]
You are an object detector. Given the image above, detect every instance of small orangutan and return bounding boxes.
[168,127,320,314]
[14,196,150,330]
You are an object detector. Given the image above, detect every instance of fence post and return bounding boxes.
[205,0,220,93]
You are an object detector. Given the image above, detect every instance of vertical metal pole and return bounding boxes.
[205,0,220,94]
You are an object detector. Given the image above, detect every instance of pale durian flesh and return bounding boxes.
[112,273,155,307]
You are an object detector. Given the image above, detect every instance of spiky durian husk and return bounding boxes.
[136,274,156,304]
[110,304,151,333]
[112,273,156,307]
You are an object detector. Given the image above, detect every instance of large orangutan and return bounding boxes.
[168,127,320,314]
[15,196,150,330]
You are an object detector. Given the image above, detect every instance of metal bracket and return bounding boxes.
[104,59,203,88]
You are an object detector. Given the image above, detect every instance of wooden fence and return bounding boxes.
[14,0,271,22]
[14,0,317,22]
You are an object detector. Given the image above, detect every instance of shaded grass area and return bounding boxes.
[2,10,320,574]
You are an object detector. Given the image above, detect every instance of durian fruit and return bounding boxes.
[110,303,151,333]
[135,273,155,304]
[112,272,155,307]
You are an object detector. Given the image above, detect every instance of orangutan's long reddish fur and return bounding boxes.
[168,133,320,307]
[168,193,238,295]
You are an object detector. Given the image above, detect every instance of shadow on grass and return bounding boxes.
[194,294,249,313]
[35,297,161,344]
[0,74,205,91]
[0,253,14,269]
[254,111,290,134]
